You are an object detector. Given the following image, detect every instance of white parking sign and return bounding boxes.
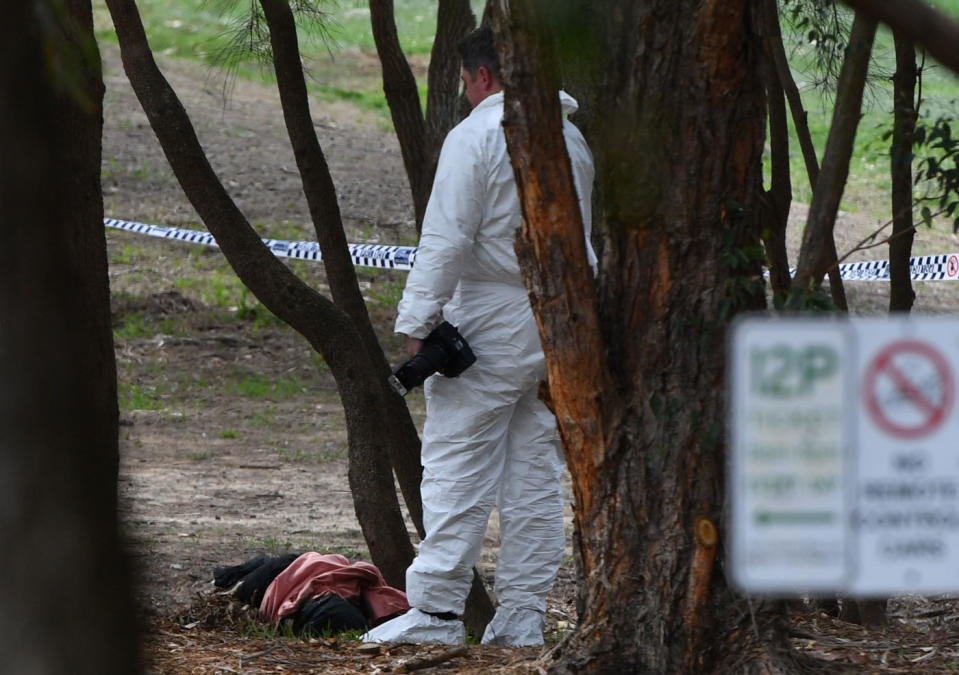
[729,316,959,596]
[729,319,851,593]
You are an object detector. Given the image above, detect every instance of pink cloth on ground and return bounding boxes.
[259,552,409,626]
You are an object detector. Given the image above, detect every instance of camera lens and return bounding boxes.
[389,341,451,395]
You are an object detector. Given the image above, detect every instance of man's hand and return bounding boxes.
[407,337,424,359]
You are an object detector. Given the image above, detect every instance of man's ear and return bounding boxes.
[477,65,492,89]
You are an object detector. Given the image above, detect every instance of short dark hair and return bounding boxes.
[457,26,500,80]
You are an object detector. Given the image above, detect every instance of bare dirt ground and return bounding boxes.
[100,41,959,673]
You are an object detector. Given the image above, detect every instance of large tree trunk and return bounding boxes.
[793,13,877,304]
[105,0,414,588]
[494,1,794,671]
[0,1,139,672]
[889,33,917,313]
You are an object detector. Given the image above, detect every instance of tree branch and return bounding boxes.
[842,0,959,76]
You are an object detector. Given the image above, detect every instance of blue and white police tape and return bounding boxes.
[778,252,959,282]
[831,253,959,282]
[106,217,959,281]
[104,217,417,271]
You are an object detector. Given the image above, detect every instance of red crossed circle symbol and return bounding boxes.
[863,340,955,439]
[948,254,959,278]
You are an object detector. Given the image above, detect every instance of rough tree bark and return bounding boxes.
[0,0,139,672]
[369,0,475,229]
[793,13,877,304]
[493,1,808,671]
[889,33,918,313]
[105,0,414,588]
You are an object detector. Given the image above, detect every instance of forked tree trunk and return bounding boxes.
[0,1,139,671]
[493,1,804,671]
[760,0,821,189]
[793,13,877,301]
[105,0,414,589]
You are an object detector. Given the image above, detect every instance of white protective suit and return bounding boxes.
[361,91,595,647]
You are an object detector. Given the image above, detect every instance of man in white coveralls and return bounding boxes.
[361,26,596,647]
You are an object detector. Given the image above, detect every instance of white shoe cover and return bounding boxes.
[480,606,545,647]
[360,608,465,646]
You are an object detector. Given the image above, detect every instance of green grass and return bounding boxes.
[113,312,189,340]
[249,404,277,428]
[229,373,304,399]
[96,0,959,209]
[119,383,163,411]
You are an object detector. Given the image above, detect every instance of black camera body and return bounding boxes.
[388,321,476,396]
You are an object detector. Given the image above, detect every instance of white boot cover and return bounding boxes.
[360,608,465,646]
[480,606,546,647]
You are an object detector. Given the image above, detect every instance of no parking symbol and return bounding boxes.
[862,340,955,439]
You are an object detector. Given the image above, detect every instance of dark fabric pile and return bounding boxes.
[213,553,376,637]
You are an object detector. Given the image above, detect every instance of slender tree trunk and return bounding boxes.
[370,0,475,231]
[368,0,428,227]
[889,33,917,313]
[761,0,820,189]
[494,1,804,671]
[793,13,877,301]
[759,0,793,304]
[425,1,476,164]
[258,0,425,552]
[0,1,139,672]
[105,0,414,588]
[761,0,849,309]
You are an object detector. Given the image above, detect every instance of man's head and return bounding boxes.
[457,26,502,108]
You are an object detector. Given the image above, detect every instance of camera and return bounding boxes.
[388,321,476,396]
